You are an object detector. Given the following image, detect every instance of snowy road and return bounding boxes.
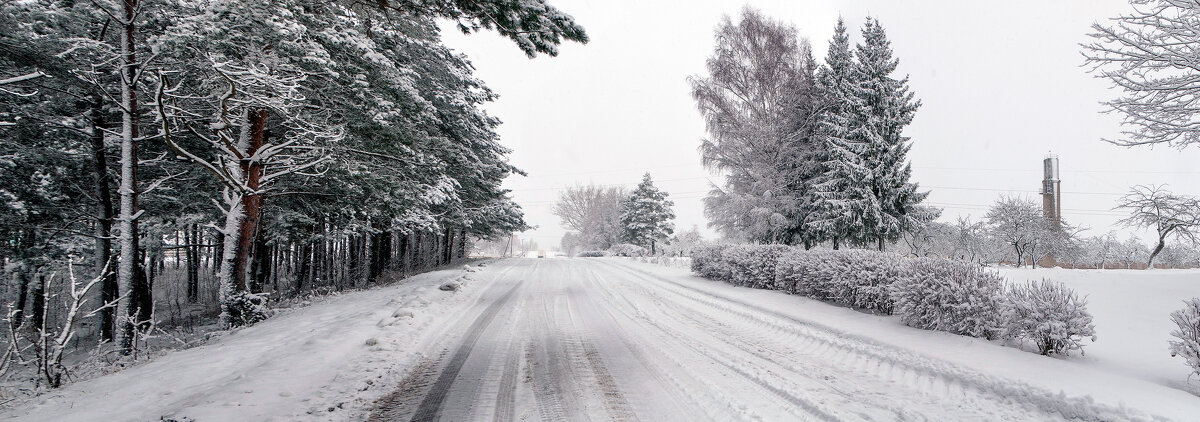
[7,258,1190,421]
[365,258,1133,421]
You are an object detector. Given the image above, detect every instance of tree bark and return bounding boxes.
[11,269,29,330]
[89,98,117,341]
[186,224,199,303]
[1147,237,1166,269]
[231,108,267,293]
[114,0,142,355]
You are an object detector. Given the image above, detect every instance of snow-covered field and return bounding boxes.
[4,258,1198,421]
[999,267,1200,392]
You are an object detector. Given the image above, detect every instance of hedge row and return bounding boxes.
[690,244,1096,355]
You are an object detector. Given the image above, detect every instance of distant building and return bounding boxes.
[1042,155,1062,229]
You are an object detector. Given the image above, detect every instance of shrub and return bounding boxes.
[727,245,791,289]
[775,249,836,298]
[774,249,903,314]
[608,243,648,257]
[892,259,1008,340]
[1005,280,1096,355]
[691,244,733,281]
[1169,298,1200,378]
[577,251,606,257]
[830,250,906,314]
[222,291,271,328]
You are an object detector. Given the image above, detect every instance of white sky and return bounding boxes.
[439,0,1200,250]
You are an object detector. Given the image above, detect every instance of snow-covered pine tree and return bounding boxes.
[808,18,870,249]
[619,173,676,255]
[811,17,933,250]
[852,18,934,250]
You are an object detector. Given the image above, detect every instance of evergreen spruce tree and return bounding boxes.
[852,17,935,250]
[809,18,871,249]
[619,173,676,255]
[810,17,934,250]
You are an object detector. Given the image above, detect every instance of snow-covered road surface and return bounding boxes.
[366,258,1175,421]
[6,258,1196,421]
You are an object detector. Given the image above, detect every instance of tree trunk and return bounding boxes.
[11,269,29,329]
[186,224,199,303]
[251,225,271,293]
[114,0,142,355]
[89,98,117,341]
[30,273,46,332]
[1147,237,1166,269]
[231,108,267,294]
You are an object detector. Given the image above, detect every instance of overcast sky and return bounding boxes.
[439,0,1200,250]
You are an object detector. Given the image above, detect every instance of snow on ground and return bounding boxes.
[6,258,1199,421]
[626,259,1200,420]
[999,267,1200,392]
[1,262,497,422]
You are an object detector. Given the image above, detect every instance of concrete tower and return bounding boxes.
[1042,155,1061,229]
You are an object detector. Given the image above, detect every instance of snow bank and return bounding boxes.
[2,263,493,421]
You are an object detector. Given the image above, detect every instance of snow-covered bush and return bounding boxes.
[773,249,904,314]
[828,250,906,314]
[727,245,791,289]
[1169,298,1200,379]
[775,249,836,298]
[222,291,271,328]
[607,243,648,257]
[691,244,733,281]
[577,251,606,257]
[1005,280,1096,356]
[893,259,1008,340]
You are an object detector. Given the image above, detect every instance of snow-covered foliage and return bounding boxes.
[619,173,675,254]
[607,244,648,257]
[892,259,1008,340]
[1005,280,1096,356]
[692,8,822,245]
[727,245,791,289]
[775,248,905,313]
[690,244,733,281]
[221,291,271,328]
[576,251,606,258]
[1169,298,1200,378]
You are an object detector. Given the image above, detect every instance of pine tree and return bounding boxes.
[808,18,870,249]
[810,17,935,250]
[619,173,676,255]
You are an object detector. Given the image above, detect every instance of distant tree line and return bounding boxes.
[554,173,675,255]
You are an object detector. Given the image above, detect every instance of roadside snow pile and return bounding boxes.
[577,251,606,257]
[1169,298,1200,379]
[691,244,1097,356]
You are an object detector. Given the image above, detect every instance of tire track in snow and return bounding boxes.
[582,263,825,421]
[598,260,1158,422]
[370,278,523,422]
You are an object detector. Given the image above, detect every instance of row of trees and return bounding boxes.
[554,173,675,254]
[900,186,1200,269]
[691,8,935,250]
[0,0,586,363]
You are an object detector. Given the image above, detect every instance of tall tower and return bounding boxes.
[1042,155,1061,229]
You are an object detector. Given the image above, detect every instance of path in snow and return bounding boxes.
[367,258,1157,421]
